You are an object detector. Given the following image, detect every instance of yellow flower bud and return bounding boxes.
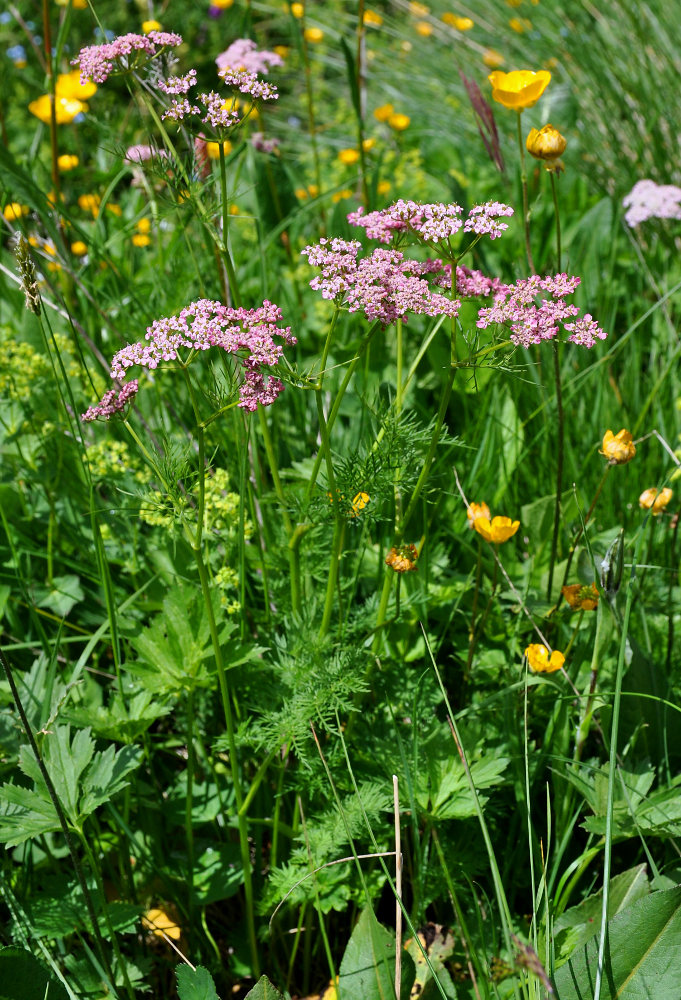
[526,123,567,162]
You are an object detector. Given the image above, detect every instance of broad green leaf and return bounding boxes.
[242,975,286,1000]
[175,964,220,1000]
[42,726,95,824]
[190,843,243,904]
[554,886,681,1000]
[551,865,650,963]
[0,946,69,1000]
[416,752,510,820]
[339,908,414,1000]
[35,575,85,618]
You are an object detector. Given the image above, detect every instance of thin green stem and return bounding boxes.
[516,111,536,275]
[316,389,345,638]
[186,690,195,946]
[550,171,562,270]
[547,341,564,601]
[218,142,242,307]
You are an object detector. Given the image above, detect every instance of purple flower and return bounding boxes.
[83,300,295,420]
[622,179,681,226]
[302,238,460,326]
[476,274,607,349]
[81,381,139,422]
[215,39,284,76]
[75,31,182,84]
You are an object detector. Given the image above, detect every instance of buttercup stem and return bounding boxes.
[557,466,611,605]
[516,111,536,275]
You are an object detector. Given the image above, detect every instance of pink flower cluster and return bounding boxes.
[477,274,608,349]
[125,144,168,163]
[82,381,139,423]
[219,69,278,101]
[157,69,197,95]
[83,300,295,420]
[435,263,511,298]
[215,39,284,76]
[622,179,681,227]
[162,91,241,129]
[301,238,460,326]
[75,31,183,84]
[347,199,513,245]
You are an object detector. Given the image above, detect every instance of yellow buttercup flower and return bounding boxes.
[525,644,565,673]
[442,13,474,29]
[526,124,566,162]
[466,501,491,527]
[78,193,101,215]
[488,69,551,110]
[388,112,410,131]
[332,188,353,203]
[132,233,151,247]
[377,179,391,195]
[70,240,88,256]
[29,94,86,125]
[142,908,181,941]
[473,515,519,544]
[374,103,394,123]
[561,583,599,611]
[206,140,233,159]
[385,543,418,573]
[415,20,433,36]
[142,20,162,33]
[57,154,79,171]
[639,487,673,514]
[211,0,234,7]
[56,70,97,101]
[600,428,636,465]
[363,9,383,25]
[291,2,304,16]
[482,49,505,69]
[509,17,532,32]
[350,491,370,517]
[362,137,376,151]
[304,27,324,43]
[3,203,30,221]
[338,148,360,165]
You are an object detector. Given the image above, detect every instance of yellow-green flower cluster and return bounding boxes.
[214,565,240,614]
[203,468,251,537]
[86,439,145,482]
[0,335,51,402]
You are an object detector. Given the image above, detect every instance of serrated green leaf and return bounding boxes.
[339,908,414,1000]
[0,786,60,847]
[175,964,220,1000]
[0,946,69,1000]
[243,975,286,1000]
[35,575,84,618]
[46,726,94,824]
[79,743,142,818]
[554,886,681,1000]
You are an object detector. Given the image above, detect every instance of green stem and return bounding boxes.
[550,170,562,270]
[557,467,611,605]
[516,111,536,275]
[218,142,242,307]
[186,690,195,947]
[547,340,564,601]
[257,407,301,612]
[316,389,345,638]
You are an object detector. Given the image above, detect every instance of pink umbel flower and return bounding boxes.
[157,69,197,95]
[301,238,460,326]
[622,179,681,226]
[347,199,513,246]
[81,381,139,422]
[215,38,284,76]
[433,263,511,298]
[125,143,168,162]
[476,274,608,349]
[218,69,278,101]
[83,300,295,420]
[75,31,182,84]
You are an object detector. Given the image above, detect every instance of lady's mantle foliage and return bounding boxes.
[82,300,295,422]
